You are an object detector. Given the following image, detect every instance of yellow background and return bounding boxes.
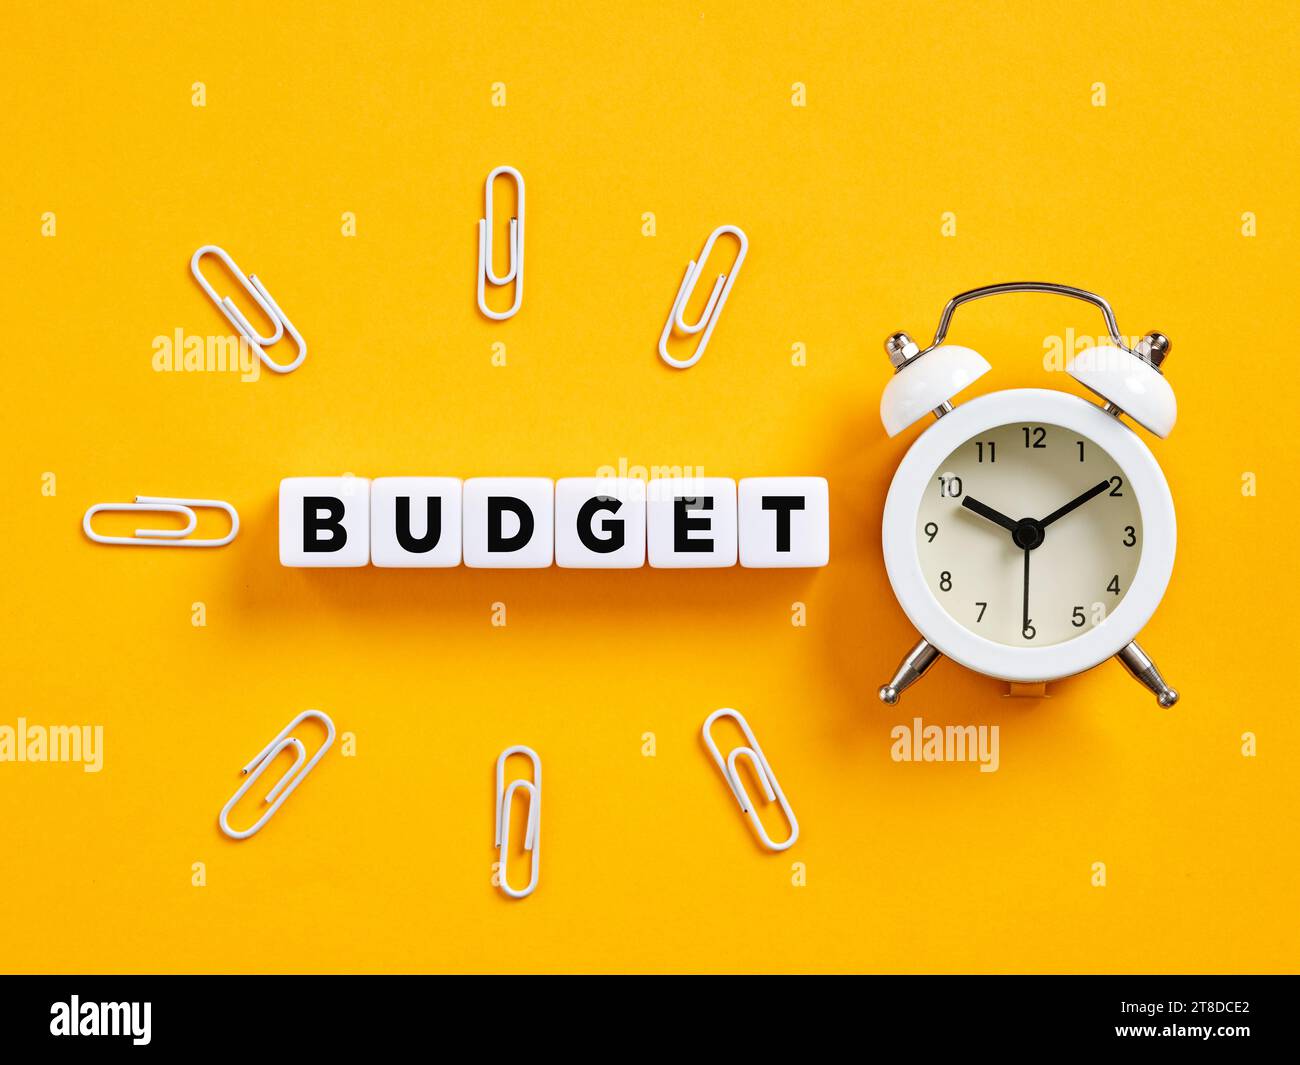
[2,0,1296,973]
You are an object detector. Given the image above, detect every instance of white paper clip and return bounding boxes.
[494,745,540,899]
[702,708,798,852]
[219,710,335,841]
[477,166,525,321]
[191,244,307,374]
[658,225,748,369]
[82,496,239,547]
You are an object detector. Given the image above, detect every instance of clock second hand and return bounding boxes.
[1022,547,1031,637]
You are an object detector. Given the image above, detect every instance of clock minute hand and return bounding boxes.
[1040,479,1111,528]
[960,495,1019,533]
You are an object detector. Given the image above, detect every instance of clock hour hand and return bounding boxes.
[1040,479,1111,528]
[960,495,1019,533]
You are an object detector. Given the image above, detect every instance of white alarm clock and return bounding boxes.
[876,283,1179,707]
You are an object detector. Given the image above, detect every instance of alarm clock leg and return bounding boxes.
[1116,641,1179,708]
[878,638,941,705]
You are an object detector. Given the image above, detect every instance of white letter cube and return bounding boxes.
[738,476,829,567]
[371,477,463,567]
[555,478,646,568]
[279,476,371,567]
[463,478,554,568]
[647,477,737,568]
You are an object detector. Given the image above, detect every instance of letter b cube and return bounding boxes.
[279,477,372,567]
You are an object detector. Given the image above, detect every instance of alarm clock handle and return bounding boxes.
[1116,641,1180,708]
[929,282,1128,351]
[878,638,942,705]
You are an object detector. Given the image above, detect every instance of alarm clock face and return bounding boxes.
[915,423,1142,646]
[881,389,1176,683]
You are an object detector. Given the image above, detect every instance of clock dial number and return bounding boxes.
[939,571,952,591]
[1023,426,1046,449]
[1071,605,1086,627]
[924,521,938,542]
[1107,574,1121,595]
[975,601,988,622]
[937,474,962,498]
[975,441,996,463]
[1123,525,1136,546]
[1022,623,1036,640]
[1108,476,1123,496]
